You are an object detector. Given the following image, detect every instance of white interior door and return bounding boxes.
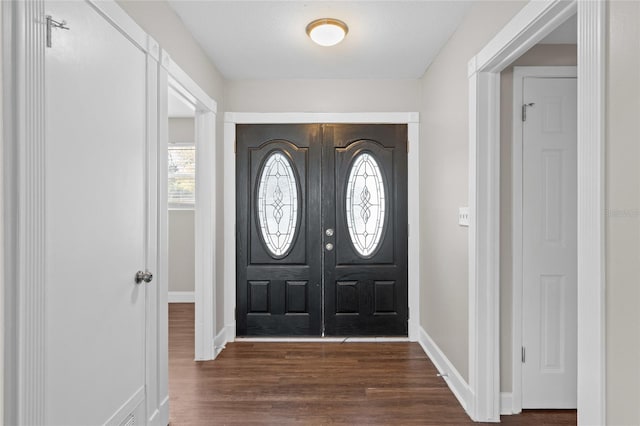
[45,1,149,423]
[522,76,577,408]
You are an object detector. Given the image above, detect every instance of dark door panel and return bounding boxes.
[236,124,322,336]
[323,124,408,336]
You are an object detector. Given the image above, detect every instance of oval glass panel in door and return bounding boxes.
[345,152,386,257]
[257,151,300,258]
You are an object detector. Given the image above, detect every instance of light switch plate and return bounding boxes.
[458,207,469,227]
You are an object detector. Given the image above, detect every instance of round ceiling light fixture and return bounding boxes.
[306,18,348,47]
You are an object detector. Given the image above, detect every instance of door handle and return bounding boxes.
[135,270,153,284]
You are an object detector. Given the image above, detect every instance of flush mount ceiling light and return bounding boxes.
[306,18,348,47]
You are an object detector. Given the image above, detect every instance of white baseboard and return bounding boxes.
[418,326,472,416]
[212,323,237,359]
[168,291,195,303]
[225,323,236,342]
[147,395,169,426]
[214,327,227,359]
[159,396,169,424]
[408,318,419,342]
[501,392,515,415]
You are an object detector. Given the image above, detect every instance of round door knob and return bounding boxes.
[325,243,334,251]
[135,270,154,284]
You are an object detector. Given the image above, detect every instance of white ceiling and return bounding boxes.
[167,1,473,80]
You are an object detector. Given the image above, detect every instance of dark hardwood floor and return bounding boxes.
[169,303,576,425]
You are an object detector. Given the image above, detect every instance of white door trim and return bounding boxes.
[3,1,47,422]
[468,0,605,423]
[2,1,18,422]
[511,66,578,414]
[145,38,163,426]
[159,52,218,362]
[223,112,420,342]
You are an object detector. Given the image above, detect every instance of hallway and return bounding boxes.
[168,304,576,425]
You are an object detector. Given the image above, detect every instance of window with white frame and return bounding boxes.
[168,143,195,208]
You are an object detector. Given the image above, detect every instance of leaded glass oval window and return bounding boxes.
[345,152,386,257]
[257,151,299,258]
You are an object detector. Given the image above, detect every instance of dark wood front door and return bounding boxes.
[236,124,407,337]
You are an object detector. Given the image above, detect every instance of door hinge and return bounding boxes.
[521,346,526,363]
[521,102,535,122]
[46,15,70,48]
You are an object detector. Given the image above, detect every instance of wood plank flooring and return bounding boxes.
[169,303,576,425]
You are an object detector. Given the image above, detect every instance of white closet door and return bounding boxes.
[522,76,577,409]
[45,1,149,423]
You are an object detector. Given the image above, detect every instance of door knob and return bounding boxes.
[135,270,153,284]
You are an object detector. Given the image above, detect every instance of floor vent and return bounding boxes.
[120,414,136,426]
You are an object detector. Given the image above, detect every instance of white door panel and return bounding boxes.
[522,77,577,408]
[45,1,147,424]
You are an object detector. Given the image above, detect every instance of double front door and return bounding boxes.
[236,124,408,336]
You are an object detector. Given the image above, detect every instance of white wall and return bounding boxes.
[168,118,195,294]
[606,1,640,424]
[225,79,420,112]
[418,0,527,382]
[168,210,195,293]
[499,43,577,392]
[168,116,195,143]
[116,1,228,333]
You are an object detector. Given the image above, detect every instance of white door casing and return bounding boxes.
[468,0,605,422]
[223,113,420,343]
[160,54,218,361]
[518,73,577,408]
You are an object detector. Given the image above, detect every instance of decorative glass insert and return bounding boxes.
[257,151,299,257]
[346,152,386,257]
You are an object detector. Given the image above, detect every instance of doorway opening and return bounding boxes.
[468,1,605,422]
[167,86,196,308]
[161,61,218,361]
[498,14,578,415]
